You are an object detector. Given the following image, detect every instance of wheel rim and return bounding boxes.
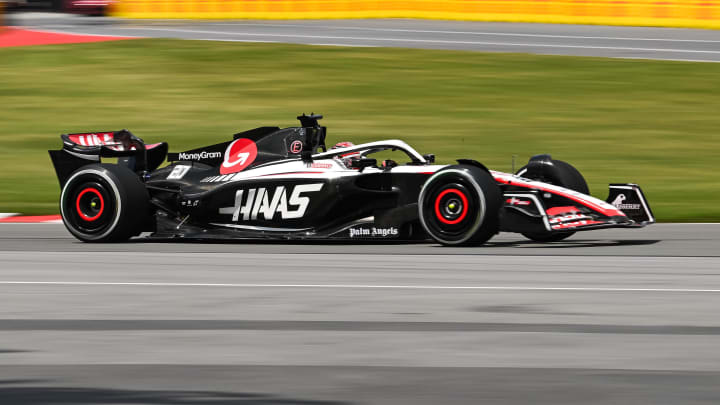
[419,170,486,244]
[75,187,105,221]
[434,188,468,225]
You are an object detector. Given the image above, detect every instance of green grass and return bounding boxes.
[1,39,719,220]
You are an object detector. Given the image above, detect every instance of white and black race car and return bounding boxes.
[49,114,654,245]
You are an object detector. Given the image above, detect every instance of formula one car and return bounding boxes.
[49,114,654,245]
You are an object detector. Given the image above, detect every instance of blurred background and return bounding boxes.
[1,0,719,220]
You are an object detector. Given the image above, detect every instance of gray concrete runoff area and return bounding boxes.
[1,223,720,404]
[10,12,720,62]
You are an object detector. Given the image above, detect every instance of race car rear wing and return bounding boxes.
[48,130,168,188]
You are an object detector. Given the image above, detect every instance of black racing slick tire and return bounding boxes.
[418,165,502,246]
[516,159,589,242]
[60,164,150,242]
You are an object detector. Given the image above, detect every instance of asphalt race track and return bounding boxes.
[10,12,720,62]
[1,223,720,404]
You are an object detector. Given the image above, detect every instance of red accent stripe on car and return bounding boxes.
[493,173,624,217]
[551,220,606,230]
[257,171,326,177]
[546,206,581,216]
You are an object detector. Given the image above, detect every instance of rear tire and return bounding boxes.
[60,164,150,242]
[418,165,501,246]
[516,159,588,242]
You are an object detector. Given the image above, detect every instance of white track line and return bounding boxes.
[116,27,720,55]
[2,281,720,292]
[42,21,720,44]
[618,56,720,63]
[190,41,720,61]
[211,22,720,43]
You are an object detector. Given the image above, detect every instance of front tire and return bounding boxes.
[516,158,589,242]
[60,164,150,242]
[418,165,501,246]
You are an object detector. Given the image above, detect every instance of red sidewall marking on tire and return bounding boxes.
[76,188,104,221]
[434,188,468,225]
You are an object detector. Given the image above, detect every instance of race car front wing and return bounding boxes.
[500,183,654,234]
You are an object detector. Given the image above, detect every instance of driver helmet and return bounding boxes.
[331,142,361,167]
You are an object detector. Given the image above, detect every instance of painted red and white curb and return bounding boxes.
[0,27,135,48]
[0,213,62,223]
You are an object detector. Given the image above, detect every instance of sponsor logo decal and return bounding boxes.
[68,132,114,146]
[181,199,200,207]
[219,183,323,221]
[167,165,191,180]
[506,197,531,206]
[611,194,641,211]
[349,226,399,238]
[178,151,222,161]
[546,206,580,216]
[220,138,258,175]
[289,140,303,154]
[310,163,333,169]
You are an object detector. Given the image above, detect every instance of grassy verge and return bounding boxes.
[1,39,719,220]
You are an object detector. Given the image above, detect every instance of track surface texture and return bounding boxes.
[1,223,720,404]
[9,12,720,62]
